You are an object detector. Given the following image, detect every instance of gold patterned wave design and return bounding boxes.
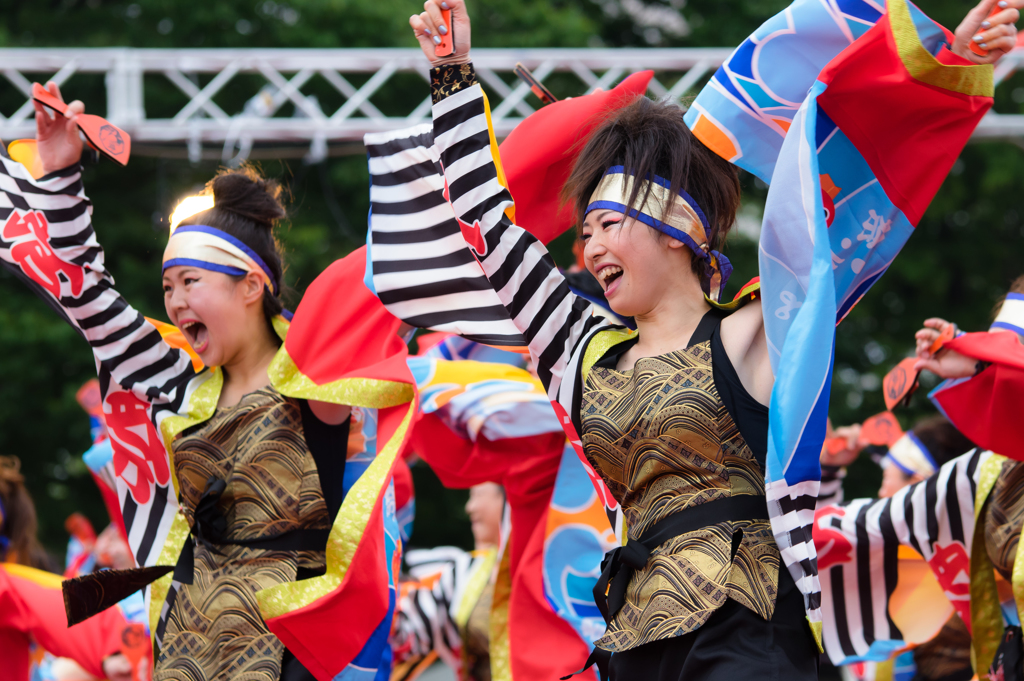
[155,388,329,681]
[581,341,779,652]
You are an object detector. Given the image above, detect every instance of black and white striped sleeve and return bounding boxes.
[816,448,987,665]
[0,158,195,411]
[428,72,614,399]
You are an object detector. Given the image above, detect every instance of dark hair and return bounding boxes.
[179,165,288,335]
[992,274,1024,322]
[561,96,741,280]
[912,415,976,469]
[0,456,51,570]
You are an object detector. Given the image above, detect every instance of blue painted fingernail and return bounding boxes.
[423,27,432,35]
[1000,1,1008,8]
[438,24,447,34]
[441,1,450,7]
[974,34,984,41]
[980,42,988,48]
[432,35,442,45]
[982,20,991,28]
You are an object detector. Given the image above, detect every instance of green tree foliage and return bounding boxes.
[0,0,1021,555]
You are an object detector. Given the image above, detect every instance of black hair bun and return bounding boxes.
[210,166,286,228]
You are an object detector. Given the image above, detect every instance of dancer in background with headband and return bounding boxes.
[0,455,142,681]
[361,0,1018,677]
[0,85,415,681]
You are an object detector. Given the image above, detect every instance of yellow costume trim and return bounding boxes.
[148,511,191,642]
[268,347,414,409]
[889,0,993,97]
[455,548,499,629]
[970,454,1007,679]
[488,544,513,681]
[479,87,516,224]
[808,619,824,654]
[1,563,64,589]
[255,401,416,620]
[707,280,761,311]
[581,328,639,384]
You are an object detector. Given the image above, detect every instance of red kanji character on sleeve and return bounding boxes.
[1,210,84,299]
[105,391,171,505]
[813,505,854,570]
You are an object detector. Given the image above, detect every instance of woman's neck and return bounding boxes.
[621,277,711,370]
[219,328,280,407]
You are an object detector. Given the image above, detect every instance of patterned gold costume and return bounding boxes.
[581,336,779,652]
[156,388,331,681]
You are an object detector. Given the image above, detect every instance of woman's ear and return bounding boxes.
[665,236,685,249]
[241,271,266,306]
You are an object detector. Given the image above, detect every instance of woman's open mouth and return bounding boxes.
[179,320,210,354]
[597,265,624,295]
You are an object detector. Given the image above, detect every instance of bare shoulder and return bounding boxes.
[719,298,774,406]
[720,297,764,352]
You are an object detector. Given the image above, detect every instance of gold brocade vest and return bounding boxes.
[156,388,331,681]
[970,456,1024,679]
[579,328,779,653]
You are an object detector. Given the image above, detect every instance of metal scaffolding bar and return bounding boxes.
[0,47,1019,162]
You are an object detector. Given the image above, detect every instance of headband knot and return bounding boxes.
[585,166,731,301]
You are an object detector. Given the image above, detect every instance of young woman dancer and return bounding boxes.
[362,0,1019,678]
[0,86,413,681]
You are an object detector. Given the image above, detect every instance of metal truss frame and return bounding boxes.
[0,47,1020,162]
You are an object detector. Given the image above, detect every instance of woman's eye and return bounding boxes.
[602,219,620,229]
[163,285,172,293]
[184,278,197,285]
[580,233,591,242]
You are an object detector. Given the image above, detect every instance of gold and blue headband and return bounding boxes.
[884,432,937,479]
[586,166,732,301]
[991,292,1024,336]
[163,225,279,295]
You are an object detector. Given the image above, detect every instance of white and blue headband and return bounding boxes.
[884,432,937,479]
[163,196,279,296]
[586,166,732,301]
[991,292,1024,336]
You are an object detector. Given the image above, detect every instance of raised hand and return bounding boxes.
[914,318,978,379]
[409,0,472,66]
[35,81,84,174]
[952,0,1021,64]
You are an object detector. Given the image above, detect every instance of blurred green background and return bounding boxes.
[0,0,1021,561]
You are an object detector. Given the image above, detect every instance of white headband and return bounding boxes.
[163,225,278,295]
[991,292,1024,336]
[885,432,937,479]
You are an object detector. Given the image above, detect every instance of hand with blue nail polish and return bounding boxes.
[410,0,473,66]
[953,0,1021,64]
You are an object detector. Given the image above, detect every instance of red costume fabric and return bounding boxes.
[0,564,129,681]
[931,331,1024,461]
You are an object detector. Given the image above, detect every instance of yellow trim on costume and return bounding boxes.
[479,87,516,224]
[889,0,993,97]
[488,544,513,681]
[707,280,761,311]
[1,562,64,589]
[808,619,824,654]
[148,511,191,642]
[268,347,414,409]
[455,548,499,629]
[255,401,416,620]
[970,454,1007,679]
[581,328,639,384]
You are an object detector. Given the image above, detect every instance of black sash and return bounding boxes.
[563,494,769,681]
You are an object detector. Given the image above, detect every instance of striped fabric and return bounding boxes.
[366,102,615,405]
[392,546,495,679]
[815,449,988,664]
[0,158,197,579]
[365,92,622,521]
